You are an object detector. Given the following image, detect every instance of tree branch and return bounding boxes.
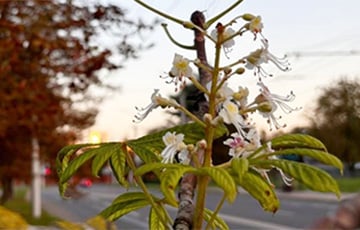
[173,11,210,230]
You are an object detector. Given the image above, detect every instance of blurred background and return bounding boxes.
[0,0,359,228]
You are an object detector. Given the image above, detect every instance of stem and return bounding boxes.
[161,23,195,50]
[205,193,227,230]
[188,75,210,96]
[172,102,206,127]
[134,0,183,25]
[220,58,246,71]
[193,175,209,229]
[205,0,244,28]
[123,144,172,226]
[193,19,223,230]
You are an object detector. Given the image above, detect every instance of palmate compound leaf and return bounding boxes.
[91,143,122,177]
[268,148,343,174]
[256,159,341,198]
[230,166,279,213]
[250,134,327,159]
[127,122,227,164]
[203,208,230,230]
[200,167,237,203]
[59,143,121,194]
[56,142,111,196]
[56,144,99,176]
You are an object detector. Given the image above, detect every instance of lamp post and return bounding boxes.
[31,135,41,218]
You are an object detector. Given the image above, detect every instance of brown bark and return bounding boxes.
[173,11,210,230]
[0,176,13,204]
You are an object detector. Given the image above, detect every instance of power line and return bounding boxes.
[286,50,360,58]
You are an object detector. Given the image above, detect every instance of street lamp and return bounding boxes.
[89,130,102,144]
[32,135,41,218]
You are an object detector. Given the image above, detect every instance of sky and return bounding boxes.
[87,0,360,142]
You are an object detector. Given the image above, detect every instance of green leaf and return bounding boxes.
[100,199,149,221]
[200,167,237,203]
[233,169,279,213]
[126,142,161,164]
[112,192,158,205]
[203,208,229,230]
[149,205,167,230]
[86,216,116,230]
[269,148,343,174]
[56,143,97,178]
[55,220,83,230]
[231,158,249,183]
[59,144,117,184]
[109,149,128,188]
[57,143,98,166]
[92,143,121,176]
[57,145,96,196]
[134,162,184,177]
[160,165,196,207]
[127,122,227,163]
[56,142,120,196]
[257,159,341,198]
[271,134,327,151]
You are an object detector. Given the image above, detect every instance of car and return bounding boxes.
[79,178,92,188]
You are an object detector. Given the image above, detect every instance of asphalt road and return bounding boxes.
[42,184,341,229]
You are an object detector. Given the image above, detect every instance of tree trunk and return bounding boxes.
[173,11,209,230]
[0,176,14,204]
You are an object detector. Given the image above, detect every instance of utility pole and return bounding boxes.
[32,135,41,218]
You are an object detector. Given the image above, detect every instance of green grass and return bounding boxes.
[336,177,360,193]
[3,186,60,226]
[290,177,360,193]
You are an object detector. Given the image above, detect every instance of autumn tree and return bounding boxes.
[0,0,155,203]
[307,78,360,171]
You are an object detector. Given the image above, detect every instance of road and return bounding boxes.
[42,184,341,229]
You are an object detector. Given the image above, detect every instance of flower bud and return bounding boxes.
[203,113,213,124]
[187,144,195,152]
[233,87,249,101]
[242,14,256,21]
[211,116,223,127]
[183,21,195,29]
[194,58,201,66]
[223,67,232,75]
[235,67,245,75]
[197,139,207,150]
